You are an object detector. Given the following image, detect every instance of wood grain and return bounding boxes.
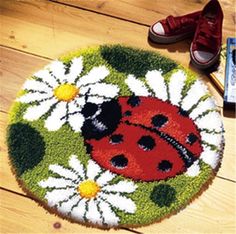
[0,189,134,234]
[0,0,223,105]
[0,46,50,194]
[138,177,236,234]
[55,0,236,41]
[0,177,235,234]
[0,47,50,113]
[219,109,236,181]
[0,112,24,194]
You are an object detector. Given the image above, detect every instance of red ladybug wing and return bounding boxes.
[118,96,202,159]
[87,123,185,181]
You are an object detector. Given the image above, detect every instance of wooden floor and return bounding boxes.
[0,0,236,233]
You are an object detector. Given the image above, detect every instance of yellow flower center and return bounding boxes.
[54,84,79,102]
[77,180,100,199]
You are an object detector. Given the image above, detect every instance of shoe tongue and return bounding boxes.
[204,15,216,24]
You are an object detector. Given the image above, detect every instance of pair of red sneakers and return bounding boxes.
[148,0,223,69]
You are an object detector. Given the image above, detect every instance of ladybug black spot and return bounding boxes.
[123,110,132,116]
[157,160,173,172]
[110,154,128,169]
[151,114,168,128]
[110,134,123,144]
[127,96,140,107]
[186,133,198,145]
[178,109,189,117]
[81,103,98,118]
[150,184,176,207]
[138,135,156,151]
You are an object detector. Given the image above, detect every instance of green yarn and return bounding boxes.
[7,123,45,176]
[100,45,177,77]
[150,184,177,207]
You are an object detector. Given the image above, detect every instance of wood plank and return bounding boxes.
[0,47,50,194]
[55,0,236,41]
[0,0,223,106]
[0,151,24,196]
[136,177,236,234]
[0,177,235,233]
[0,47,50,113]
[219,109,236,181]
[0,113,24,194]
[0,189,134,234]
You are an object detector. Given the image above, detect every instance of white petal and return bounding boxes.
[201,131,224,148]
[33,69,59,88]
[23,98,57,121]
[23,79,52,93]
[189,98,217,120]
[58,195,81,215]
[68,113,85,132]
[48,60,66,83]
[125,75,151,96]
[98,201,119,226]
[200,146,221,169]
[168,70,186,106]
[44,102,67,131]
[17,92,52,103]
[70,199,86,221]
[66,57,83,83]
[49,164,78,181]
[78,85,90,95]
[69,155,85,179]
[45,188,75,207]
[185,160,200,176]
[38,177,75,188]
[76,66,109,87]
[75,97,86,109]
[86,199,103,225]
[195,111,223,132]
[68,100,79,114]
[103,181,137,193]
[86,83,119,98]
[86,160,101,180]
[87,96,107,104]
[181,80,208,111]
[68,99,80,113]
[101,193,136,214]
[96,170,115,186]
[145,70,168,101]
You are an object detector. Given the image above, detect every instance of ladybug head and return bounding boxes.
[81,99,122,140]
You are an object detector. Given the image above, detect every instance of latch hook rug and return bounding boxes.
[7,45,224,228]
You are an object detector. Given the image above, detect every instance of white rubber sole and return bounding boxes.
[148,26,194,44]
[190,43,221,69]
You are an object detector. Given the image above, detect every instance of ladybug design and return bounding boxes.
[81,95,203,181]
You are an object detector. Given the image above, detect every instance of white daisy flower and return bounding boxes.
[17,57,119,132]
[125,69,224,172]
[38,155,137,226]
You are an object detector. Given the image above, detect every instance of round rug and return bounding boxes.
[7,45,224,228]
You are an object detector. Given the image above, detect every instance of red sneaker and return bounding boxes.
[149,11,201,44]
[190,0,223,69]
